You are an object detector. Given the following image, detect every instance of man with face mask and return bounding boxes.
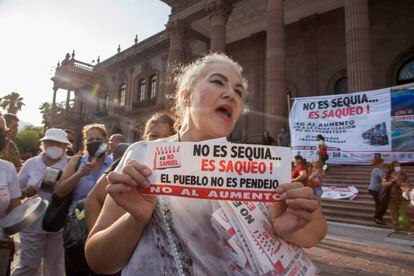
[12,128,70,276]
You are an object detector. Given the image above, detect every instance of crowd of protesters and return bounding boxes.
[369,157,413,234]
[2,52,411,275]
[0,53,327,275]
[0,110,176,275]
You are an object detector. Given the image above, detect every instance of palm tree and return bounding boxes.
[0,92,25,114]
[39,102,52,130]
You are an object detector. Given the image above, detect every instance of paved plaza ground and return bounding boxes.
[305,222,414,275]
[306,238,414,275]
[10,222,414,275]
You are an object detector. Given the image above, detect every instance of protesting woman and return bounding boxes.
[0,113,20,218]
[308,161,325,199]
[316,134,328,165]
[383,161,412,234]
[368,157,387,224]
[12,128,70,276]
[0,113,21,276]
[85,54,327,275]
[55,123,112,275]
[292,155,308,186]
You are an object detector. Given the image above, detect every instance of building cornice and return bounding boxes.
[96,30,169,70]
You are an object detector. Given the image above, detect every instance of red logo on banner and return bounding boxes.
[153,146,181,170]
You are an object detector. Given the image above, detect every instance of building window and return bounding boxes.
[138,79,146,102]
[105,91,111,109]
[119,83,126,107]
[98,92,108,111]
[333,77,348,94]
[397,59,414,85]
[149,74,157,99]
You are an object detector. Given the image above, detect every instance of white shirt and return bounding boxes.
[0,159,21,221]
[18,154,68,232]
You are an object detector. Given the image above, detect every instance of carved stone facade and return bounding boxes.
[51,0,414,144]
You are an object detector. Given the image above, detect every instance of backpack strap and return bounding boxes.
[73,155,83,173]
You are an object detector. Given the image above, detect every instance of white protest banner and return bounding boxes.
[321,186,359,200]
[289,85,414,164]
[139,142,291,202]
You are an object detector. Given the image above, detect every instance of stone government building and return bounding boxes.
[51,0,414,150]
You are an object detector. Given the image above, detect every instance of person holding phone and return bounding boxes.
[55,123,112,276]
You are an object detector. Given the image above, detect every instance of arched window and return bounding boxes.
[333,77,348,94]
[138,79,146,102]
[149,74,157,99]
[119,83,126,107]
[397,59,414,85]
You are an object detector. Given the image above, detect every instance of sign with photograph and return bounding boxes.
[289,85,414,164]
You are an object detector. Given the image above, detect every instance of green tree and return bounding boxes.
[0,92,25,114]
[14,125,43,156]
[39,102,52,130]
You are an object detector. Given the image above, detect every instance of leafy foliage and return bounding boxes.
[39,101,65,129]
[14,125,43,155]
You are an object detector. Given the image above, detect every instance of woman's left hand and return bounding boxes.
[270,182,319,238]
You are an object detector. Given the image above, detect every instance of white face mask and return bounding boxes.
[45,146,64,160]
[394,166,401,173]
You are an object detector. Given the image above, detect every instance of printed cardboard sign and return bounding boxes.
[139,142,291,202]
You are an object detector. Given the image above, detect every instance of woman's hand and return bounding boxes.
[106,160,157,224]
[21,186,38,198]
[77,162,93,177]
[270,182,320,241]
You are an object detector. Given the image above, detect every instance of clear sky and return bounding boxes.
[0,0,171,126]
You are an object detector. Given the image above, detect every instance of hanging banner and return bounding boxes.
[135,142,291,202]
[289,85,414,164]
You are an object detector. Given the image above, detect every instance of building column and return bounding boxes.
[166,19,185,67]
[166,20,185,108]
[65,90,71,117]
[52,87,57,115]
[300,14,319,96]
[208,0,232,53]
[344,0,373,92]
[265,0,286,138]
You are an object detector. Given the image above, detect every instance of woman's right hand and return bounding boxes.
[22,186,37,198]
[106,160,157,224]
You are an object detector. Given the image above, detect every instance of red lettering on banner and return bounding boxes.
[308,111,320,119]
[201,159,215,171]
[218,160,268,175]
[321,105,365,119]
[140,184,284,202]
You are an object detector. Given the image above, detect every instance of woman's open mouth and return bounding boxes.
[215,104,233,121]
